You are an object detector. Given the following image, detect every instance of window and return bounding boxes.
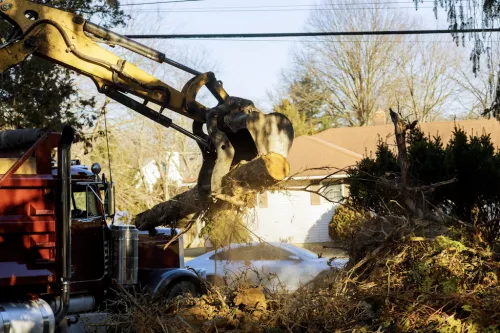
[209,244,295,261]
[73,192,87,211]
[71,185,100,218]
[209,250,228,261]
[257,244,294,260]
[295,247,320,260]
[322,184,343,202]
[210,246,255,261]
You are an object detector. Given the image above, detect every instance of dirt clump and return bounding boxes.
[233,287,266,311]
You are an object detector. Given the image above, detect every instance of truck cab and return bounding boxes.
[0,127,206,333]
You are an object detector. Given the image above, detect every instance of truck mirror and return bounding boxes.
[105,182,115,217]
[91,162,101,175]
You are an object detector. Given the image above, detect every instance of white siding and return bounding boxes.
[141,152,184,191]
[251,189,339,244]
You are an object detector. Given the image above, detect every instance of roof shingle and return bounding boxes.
[287,119,500,177]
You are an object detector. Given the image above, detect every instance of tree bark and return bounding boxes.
[389,108,417,192]
[134,187,201,231]
[134,152,290,231]
[389,108,419,217]
[218,152,289,198]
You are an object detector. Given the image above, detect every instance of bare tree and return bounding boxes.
[284,1,461,127]
[393,37,459,122]
[295,0,411,127]
[451,48,500,119]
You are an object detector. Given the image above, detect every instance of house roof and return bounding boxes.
[287,136,362,177]
[287,118,500,177]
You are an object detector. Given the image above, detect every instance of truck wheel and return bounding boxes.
[164,280,199,299]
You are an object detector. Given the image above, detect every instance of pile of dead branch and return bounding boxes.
[87,215,499,333]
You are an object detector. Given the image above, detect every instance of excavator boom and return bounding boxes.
[0,0,294,198]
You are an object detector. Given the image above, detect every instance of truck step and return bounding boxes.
[35,258,56,265]
[31,241,56,249]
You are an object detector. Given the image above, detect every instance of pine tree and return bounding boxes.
[0,1,126,132]
[273,73,333,135]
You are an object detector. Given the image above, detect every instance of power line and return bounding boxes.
[131,6,436,13]
[121,0,204,6]
[124,28,500,39]
[121,0,442,6]
[120,1,449,12]
[171,38,495,43]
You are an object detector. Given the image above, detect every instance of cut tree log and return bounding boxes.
[222,152,290,190]
[134,187,201,232]
[134,152,290,231]
[216,152,289,205]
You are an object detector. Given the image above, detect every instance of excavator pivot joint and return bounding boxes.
[1,3,12,11]
[72,16,84,25]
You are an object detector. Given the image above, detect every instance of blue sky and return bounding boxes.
[113,1,454,112]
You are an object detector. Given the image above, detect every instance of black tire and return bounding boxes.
[164,280,199,299]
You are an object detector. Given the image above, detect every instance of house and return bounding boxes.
[138,151,201,192]
[250,118,500,245]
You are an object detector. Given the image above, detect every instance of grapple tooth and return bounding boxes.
[222,111,294,166]
[245,111,295,158]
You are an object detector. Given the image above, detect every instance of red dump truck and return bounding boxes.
[0,126,206,332]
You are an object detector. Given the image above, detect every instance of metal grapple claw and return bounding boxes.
[193,96,295,203]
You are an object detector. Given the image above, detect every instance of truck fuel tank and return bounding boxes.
[0,299,55,333]
[110,224,139,285]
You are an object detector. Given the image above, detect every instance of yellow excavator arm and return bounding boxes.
[0,0,294,199]
[0,0,221,126]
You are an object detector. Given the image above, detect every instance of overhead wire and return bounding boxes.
[121,0,204,6]
[130,4,414,9]
[119,0,454,13]
[130,6,436,13]
[118,1,491,43]
[121,0,446,6]
[120,0,445,12]
[166,38,496,43]
[124,28,500,39]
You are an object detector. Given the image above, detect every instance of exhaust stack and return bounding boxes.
[54,125,75,324]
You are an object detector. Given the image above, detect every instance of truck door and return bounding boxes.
[70,184,107,288]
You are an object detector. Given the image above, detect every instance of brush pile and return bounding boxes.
[89,215,499,333]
